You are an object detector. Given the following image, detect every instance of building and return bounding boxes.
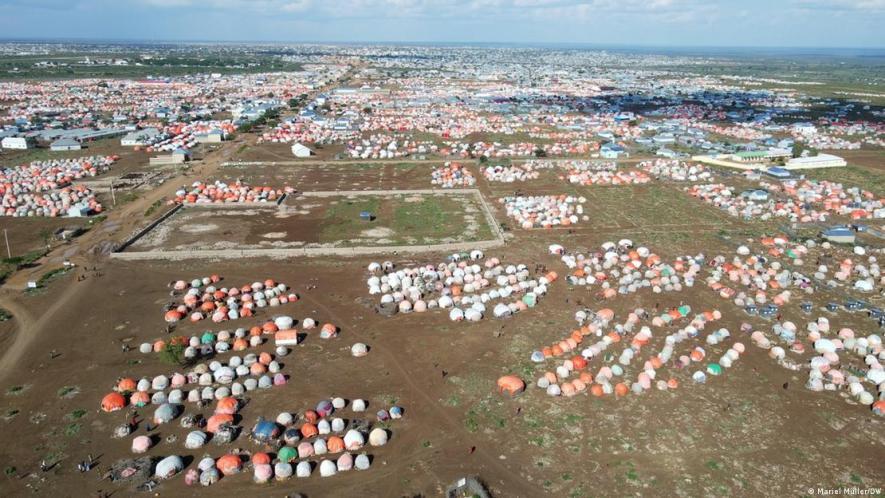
[765,167,791,179]
[785,154,847,170]
[149,148,190,166]
[740,189,770,202]
[67,204,91,217]
[195,130,224,144]
[121,127,161,146]
[1,136,35,150]
[793,122,817,135]
[656,148,678,159]
[822,227,855,244]
[172,148,191,162]
[731,151,769,163]
[652,133,675,145]
[50,138,82,151]
[291,143,314,158]
[600,143,626,159]
[767,148,792,159]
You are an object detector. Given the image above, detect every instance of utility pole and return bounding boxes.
[3,229,10,259]
[110,181,116,206]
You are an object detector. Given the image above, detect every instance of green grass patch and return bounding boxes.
[443,395,460,407]
[465,409,479,433]
[144,199,163,217]
[0,248,49,284]
[318,193,494,246]
[26,266,72,293]
[157,342,192,366]
[802,165,885,196]
[65,409,87,421]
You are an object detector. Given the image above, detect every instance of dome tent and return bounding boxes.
[252,418,282,442]
[101,392,126,412]
[155,455,185,479]
[153,403,181,424]
[496,375,525,397]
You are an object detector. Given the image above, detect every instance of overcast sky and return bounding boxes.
[1,0,883,48]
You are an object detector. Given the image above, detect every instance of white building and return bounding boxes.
[1,136,35,149]
[793,123,817,135]
[195,130,224,144]
[785,154,847,170]
[50,138,82,151]
[121,127,160,146]
[291,143,313,158]
[67,204,90,217]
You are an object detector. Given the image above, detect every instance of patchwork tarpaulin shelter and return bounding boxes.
[101,392,126,412]
[496,375,526,397]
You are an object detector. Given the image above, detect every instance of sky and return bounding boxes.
[1,0,884,48]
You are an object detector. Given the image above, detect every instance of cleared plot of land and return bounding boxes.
[314,193,493,245]
[220,161,434,191]
[131,192,494,251]
[233,142,346,162]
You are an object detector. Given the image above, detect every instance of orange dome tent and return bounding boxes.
[206,414,235,433]
[252,452,271,465]
[101,392,126,412]
[300,422,318,439]
[327,436,345,453]
[117,378,137,393]
[496,375,526,397]
[215,397,239,415]
[130,391,150,407]
[216,454,242,475]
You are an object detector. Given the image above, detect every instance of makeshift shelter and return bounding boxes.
[131,436,152,453]
[155,455,184,479]
[206,413,234,433]
[216,454,242,475]
[252,419,282,442]
[496,375,526,397]
[101,392,126,412]
[153,403,180,424]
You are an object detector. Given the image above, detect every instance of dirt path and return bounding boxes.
[0,284,79,383]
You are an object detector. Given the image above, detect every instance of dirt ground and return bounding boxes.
[131,192,493,251]
[219,161,438,191]
[234,141,348,163]
[0,143,883,498]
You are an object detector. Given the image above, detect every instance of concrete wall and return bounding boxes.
[114,204,183,253]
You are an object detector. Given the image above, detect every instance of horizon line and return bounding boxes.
[0,37,883,52]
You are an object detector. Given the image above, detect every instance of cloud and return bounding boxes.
[128,0,707,18]
[2,0,882,46]
[793,0,885,10]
